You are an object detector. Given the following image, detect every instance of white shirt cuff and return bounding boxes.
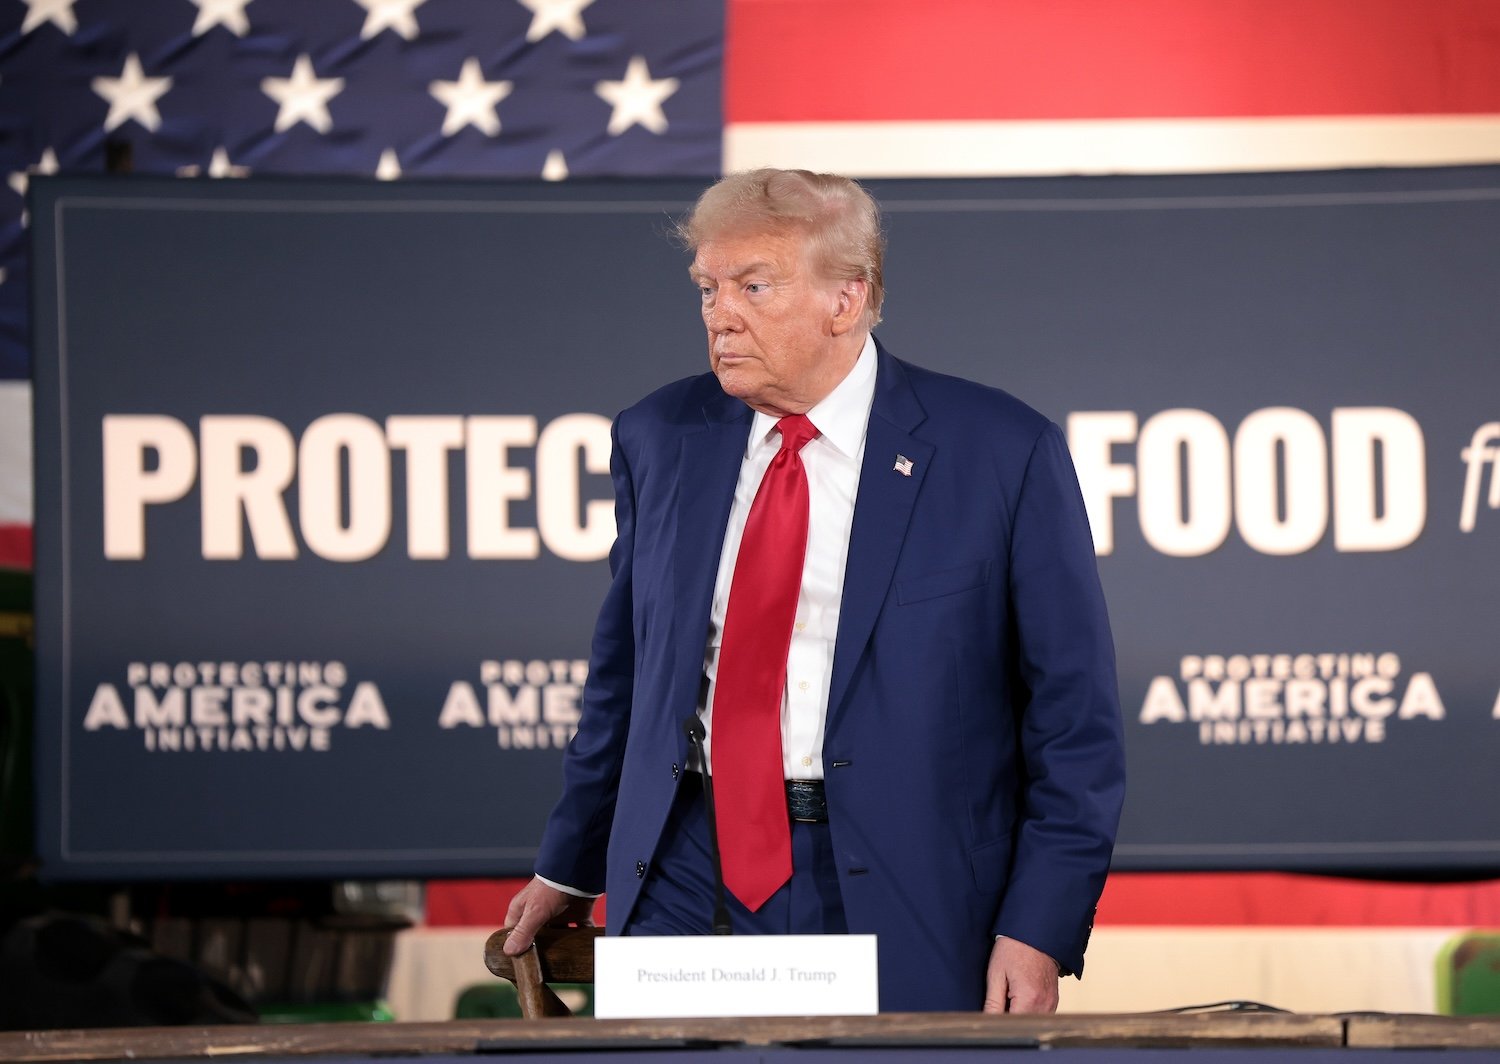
[536,874,601,899]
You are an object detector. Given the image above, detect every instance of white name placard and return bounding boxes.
[593,934,879,1019]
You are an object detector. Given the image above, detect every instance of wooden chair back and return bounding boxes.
[484,925,602,1019]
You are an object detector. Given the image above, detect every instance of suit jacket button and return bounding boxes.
[671,763,679,779]
[635,860,646,878]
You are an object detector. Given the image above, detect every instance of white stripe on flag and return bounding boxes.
[0,380,32,524]
[725,115,1500,177]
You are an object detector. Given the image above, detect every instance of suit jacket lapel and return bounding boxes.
[673,390,751,706]
[827,347,933,728]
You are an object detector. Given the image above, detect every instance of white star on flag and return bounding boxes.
[8,147,59,199]
[595,55,678,136]
[262,55,345,134]
[92,54,173,133]
[189,0,252,37]
[541,149,569,181]
[20,0,77,35]
[517,0,594,43]
[430,58,513,137]
[354,0,427,41]
[375,148,402,180]
[8,147,59,227]
[208,147,249,177]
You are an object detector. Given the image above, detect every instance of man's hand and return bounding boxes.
[984,936,1060,1014]
[501,877,597,956]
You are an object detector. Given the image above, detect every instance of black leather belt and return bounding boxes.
[785,779,828,823]
[685,773,828,823]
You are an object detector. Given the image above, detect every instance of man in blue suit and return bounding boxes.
[504,169,1124,1013]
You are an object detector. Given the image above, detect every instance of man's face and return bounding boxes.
[690,228,854,417]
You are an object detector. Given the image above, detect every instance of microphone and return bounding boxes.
[684,716,733,936]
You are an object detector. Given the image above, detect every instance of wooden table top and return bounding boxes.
[10,1010,1495,1061]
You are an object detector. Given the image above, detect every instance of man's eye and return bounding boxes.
[698,286,714,299]
[746,283,767,294]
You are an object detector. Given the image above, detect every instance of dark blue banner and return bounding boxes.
[30,166,1500,878]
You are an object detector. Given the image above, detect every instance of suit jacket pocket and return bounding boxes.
[897,560,990,605]
[970,835,1013,895]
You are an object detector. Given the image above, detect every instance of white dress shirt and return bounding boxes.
[538,336,876,897]
[696,335,876,780]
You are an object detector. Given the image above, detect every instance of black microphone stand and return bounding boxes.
[684,716,733,935]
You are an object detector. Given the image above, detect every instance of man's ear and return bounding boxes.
[829,278,869,336]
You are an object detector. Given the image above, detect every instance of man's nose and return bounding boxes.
[705,294,743,332]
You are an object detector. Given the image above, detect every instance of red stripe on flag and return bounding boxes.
[1100,872,1500,926]
[727,0,1500,123]
[0,525,31,571]
[425,878,607,927]
[423,873,1500,928]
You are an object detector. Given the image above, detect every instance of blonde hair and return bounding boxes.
[677,169,886,326]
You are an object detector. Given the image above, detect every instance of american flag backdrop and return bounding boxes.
[2,0,1499,568]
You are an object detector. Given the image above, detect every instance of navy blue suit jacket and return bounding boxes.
[534,342,1126,1011]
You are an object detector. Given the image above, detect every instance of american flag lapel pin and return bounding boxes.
[893,454,914,477]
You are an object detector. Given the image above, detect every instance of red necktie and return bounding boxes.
[713,413,819,912]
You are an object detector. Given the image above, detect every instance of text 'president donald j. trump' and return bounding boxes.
[504,168,1126,1013]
